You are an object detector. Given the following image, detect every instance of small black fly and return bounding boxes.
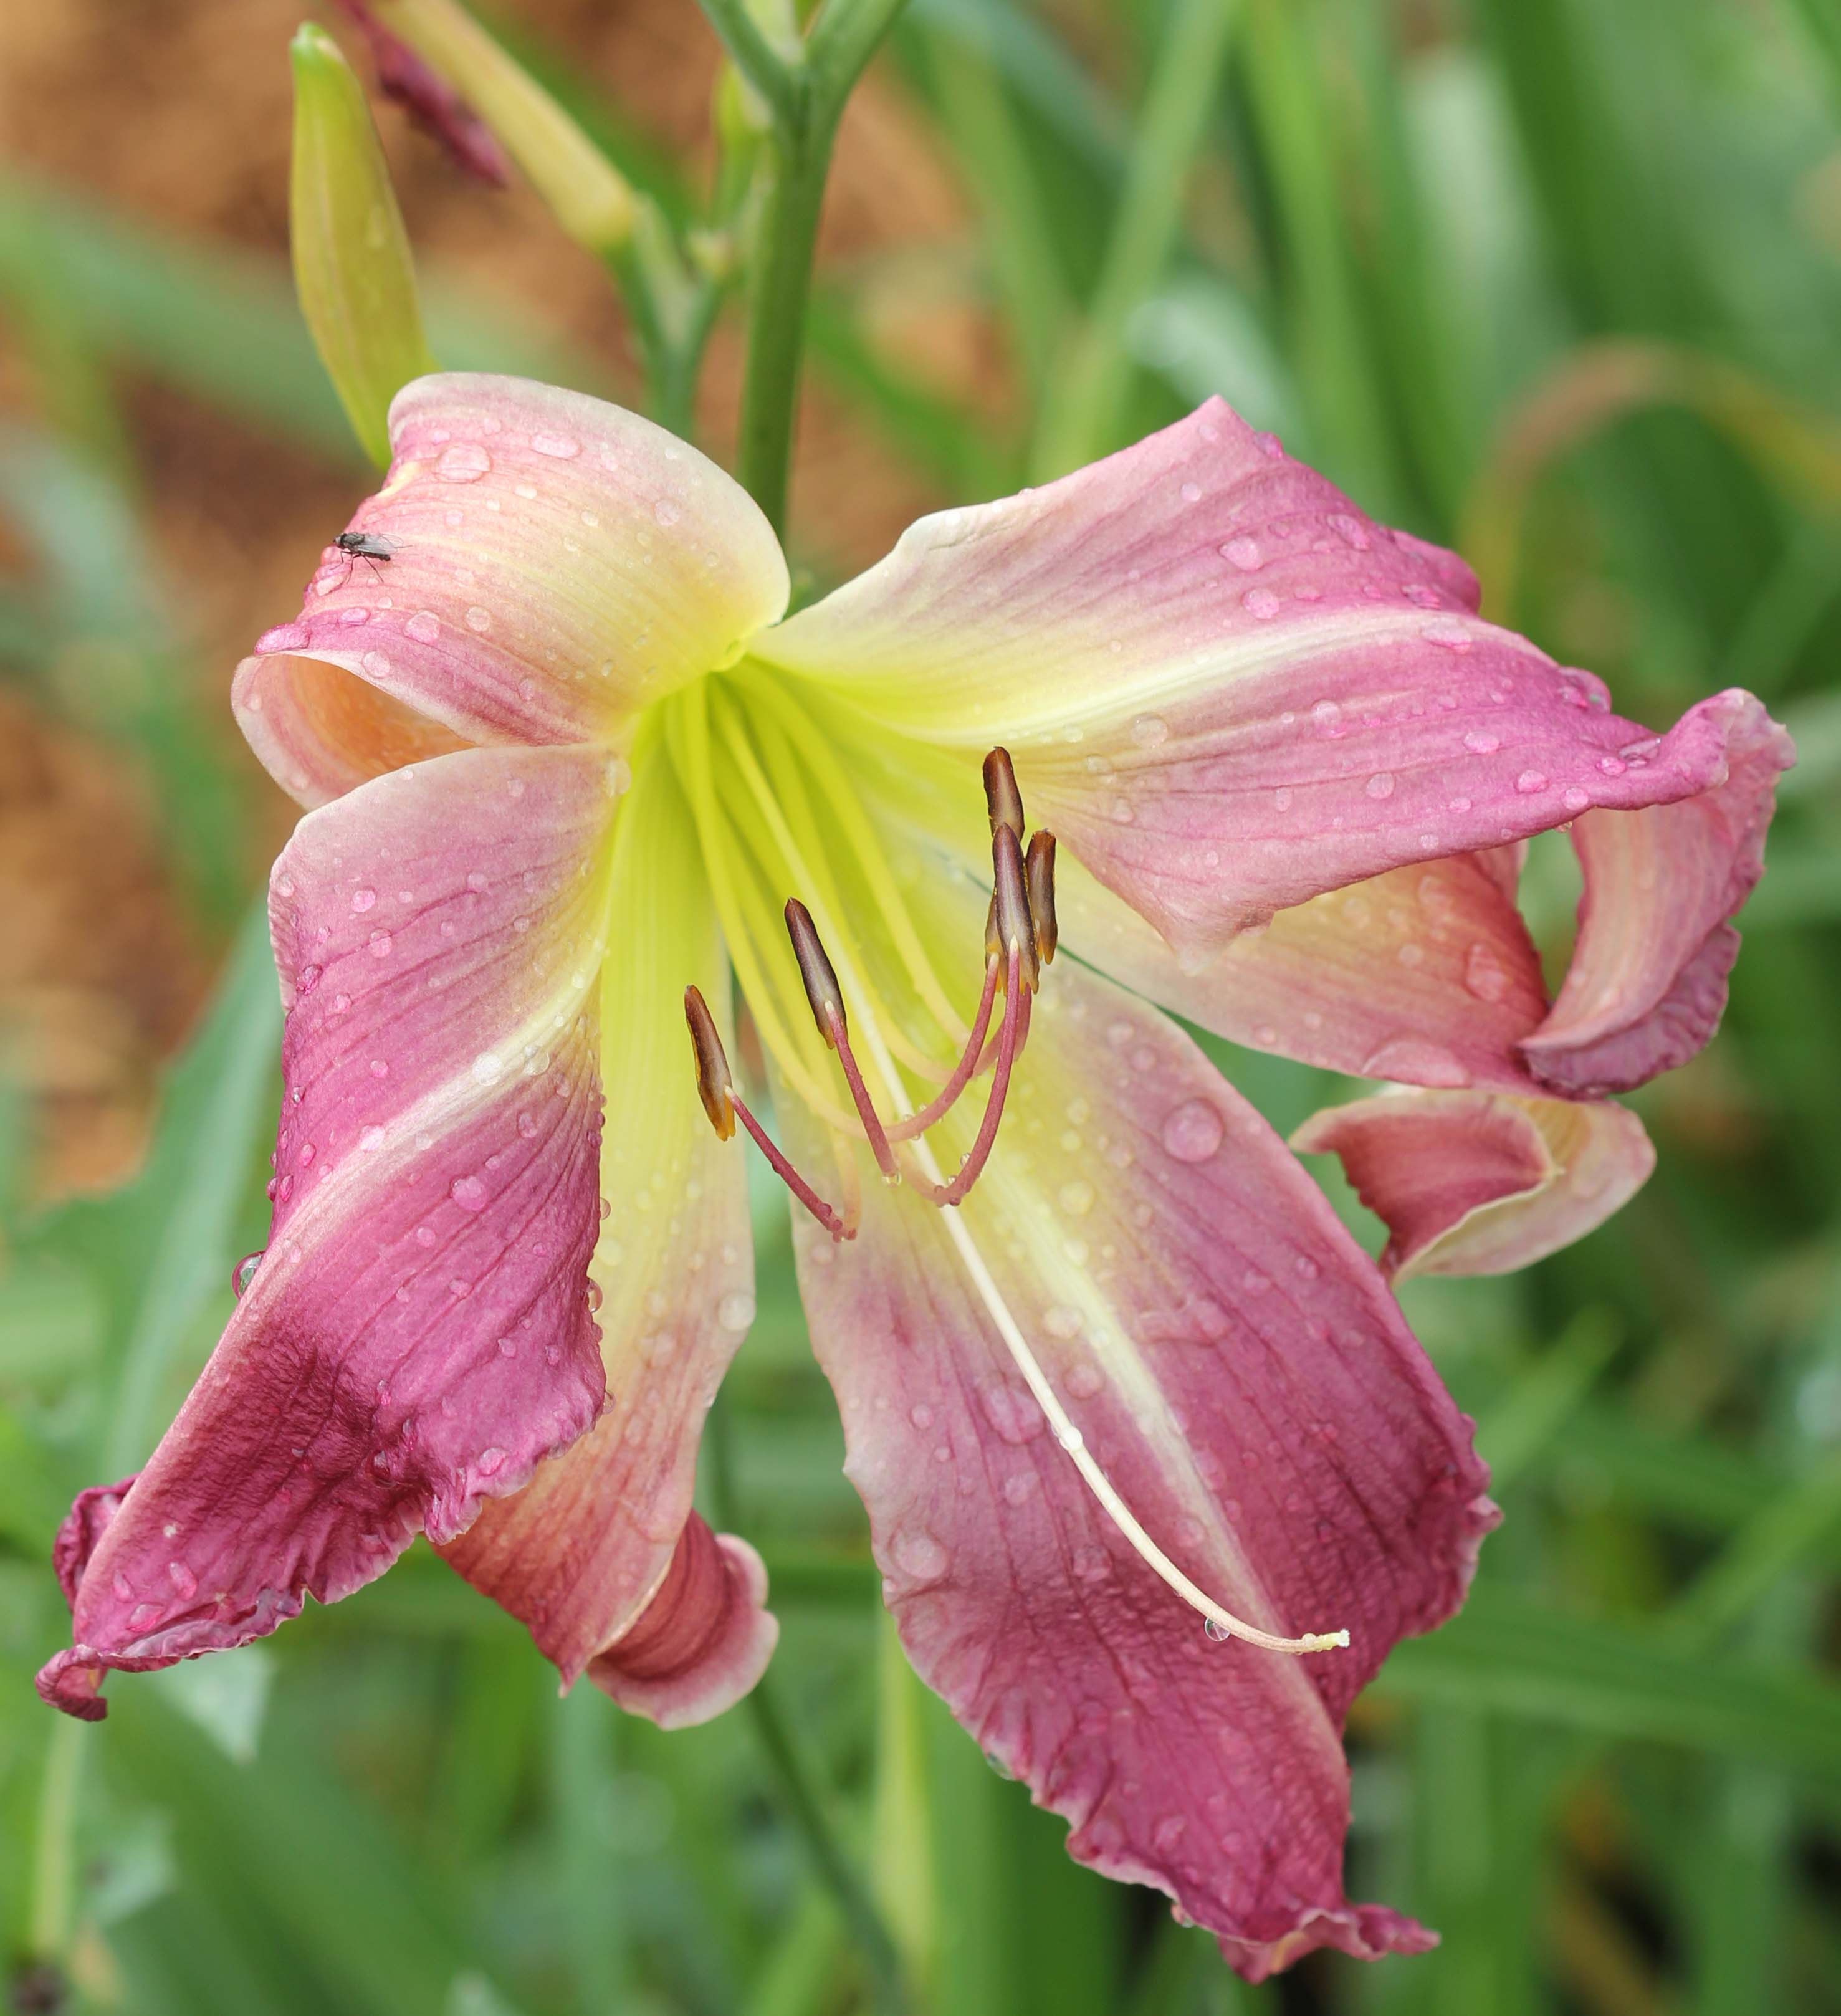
[335,531,396,560]
[333,530,397,581]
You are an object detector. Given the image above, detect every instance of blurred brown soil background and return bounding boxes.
[0,0,995,1195]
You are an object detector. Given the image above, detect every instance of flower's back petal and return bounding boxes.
[1520,691,1793,1093]
[1058,849,1549,1092]
[438,760,765,1694]
[588,1516,778,1729]
[233,652,471,808]
[759,402,1787,963]
[35,745,617,1720]
[240,375,788,803]
[783,962,1493,1977]
[1293,1090,1653,1279]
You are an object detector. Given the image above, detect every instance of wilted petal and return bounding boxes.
[239,374,788,798]
[439,761,767,1698]
[758,400,1785,962]
[1057,849,1549,1092]
[1293,1091,1654,1279]
[36,745,616,1720]
[783,962,1492,1976]
[1520,691,1794,1094]
[588,1515,777,1728]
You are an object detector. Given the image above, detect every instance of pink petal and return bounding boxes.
[233,651,471,810]
[36,745,617,1720]
[1293,1091,1654,1279]
[1519,690,1794,1093]
[760,399,1787,964]
[438,760,768,1698]
[781,962,1493,1977]
[1056,848,1549,1092]
[588,1515,778,1729]
[240,374,788,806]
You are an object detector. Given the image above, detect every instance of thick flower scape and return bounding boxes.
[39,378,1791,1978]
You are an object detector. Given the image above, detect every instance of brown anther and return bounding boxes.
[683,986,735,1140]
[784,899,847,1048]
[983,747,1025,838]
[1026,831,1058,966]
[991,825,1041,994]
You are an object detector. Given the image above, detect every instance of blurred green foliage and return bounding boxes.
[4,0,1841,2012]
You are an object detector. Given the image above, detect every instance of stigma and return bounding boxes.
[684,748,1056,1240]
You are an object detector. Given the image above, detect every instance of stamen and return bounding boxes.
[1026,831,1058,966]
[887,954,1000,1142]
[983,746,1025,838]
[683,984,853,1241]
[787,899,901,1183]
[990,824,1040,995]
[910,943,1031,1209]
[682,985,735,1140]
[784,899,847,1048]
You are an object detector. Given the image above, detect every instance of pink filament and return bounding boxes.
[729,1092,853,1241]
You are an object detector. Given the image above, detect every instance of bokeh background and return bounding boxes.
[3,1,1841,2011]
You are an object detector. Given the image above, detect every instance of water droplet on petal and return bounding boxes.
[718,1291,756,1332]
[892,1528,950,1581]
[1514,769,1548,795]
[1220,537,1262,571]
[1327,512,1369,550]
[530,432,581,459]
[351,887,376,912]
[405,611,441,644]
[451,1174,489,1212]
[1365,771,1395,800]
[1203,1618,1231,1642]
[1463,729,1500,754]
[1464,943,1513,1003]
[980,1381,1046,1445]
[1161,1100,1225,1163]
[256,621,310,654]
[1420,617,1471,650]
[1241,588,1281,620]
[1131,712,1169,748]
[232,1252,263,1297]
[436,442,491,482]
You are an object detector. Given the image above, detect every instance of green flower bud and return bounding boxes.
[290,22,436,467]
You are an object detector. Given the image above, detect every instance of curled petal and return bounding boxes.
[1056,849,1549,1093]
[239,375,788,805]
[588,1516,778,1729]
[1294,1091,1654,1279]
[36,745,617,1720]
[780,958,1493,1977]
[1520,691,1794,1094]
[439,760,766,1692]
[759,399,1786,963]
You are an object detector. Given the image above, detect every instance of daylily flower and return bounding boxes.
[39,379,1790,1977]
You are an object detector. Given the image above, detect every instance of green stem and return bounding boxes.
[694,0,803,127]
[708,1398,913,2016]
[29,1719,84,1962]
[734,93,834,536]
[1030,0,1239,479]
